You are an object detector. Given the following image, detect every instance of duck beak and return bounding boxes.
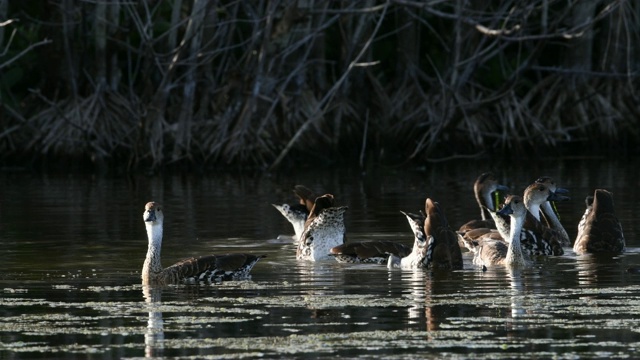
[496,184,509,192]
[554,187,570,195]
[144,210,156,222]
[546,191,570,220]
[497,203,513,216]
[547,191,570,202]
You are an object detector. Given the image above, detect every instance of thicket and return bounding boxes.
[0,0,638,172]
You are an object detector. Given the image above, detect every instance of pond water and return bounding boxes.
[1,159,640,359]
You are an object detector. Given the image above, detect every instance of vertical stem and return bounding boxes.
[172,0,207,160]
[565,0,599,75]
[0,0,8,45]
[168,0,183,51]
[95,0,107,88]
[108,2,121,91]
[61,0,78,96]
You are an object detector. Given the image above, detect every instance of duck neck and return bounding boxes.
[526,202,542,221]
[505,215,525,266]
[488,210,510,239]
[478,191,494,221]
[541,202,570,243]
[293,220,306,241]
[142,222,164,281]
[402,232,429,268]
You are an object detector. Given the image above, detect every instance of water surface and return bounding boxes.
[1,160,640,359]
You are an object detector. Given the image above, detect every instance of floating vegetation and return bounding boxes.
[200,294,418,310]
[3,247,640,359]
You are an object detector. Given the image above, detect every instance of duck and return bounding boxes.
[388,198,463,270]
[330,241,412,264]
[471,195,529,268]
[387,211,431,269]
[521,182,568,254]
[425,198,464,270]
[272,185,317,241]
[532,176,571,246]
[272,203,308,241]
[458,172,509,233]
[142,202,265,285]
[576,195,594,237]
[573,189,625,254]
[482,182,566,256]
[297,194,348,261]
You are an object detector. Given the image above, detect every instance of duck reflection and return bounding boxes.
[142,286,164,358]
[390,268,464,332]
[575,253,624,287]
[404,270,427,323]
[295,261,347,320]
[507,267,526,319]
[471,266,528,331]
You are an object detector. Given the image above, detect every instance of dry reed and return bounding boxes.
[0,0,637,171]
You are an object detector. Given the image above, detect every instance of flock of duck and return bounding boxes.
[141,173,626,285]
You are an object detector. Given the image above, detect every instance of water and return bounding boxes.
[1,160,640,359]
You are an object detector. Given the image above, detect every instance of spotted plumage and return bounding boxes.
[297,194,347,261]
[573,189,625,255]
[389,199,462,270]
[388,211,431,269]
[142,202,265,285]
[272,203,309,241]
[480,183,566,257]
[272,185,317,242]
[472,195,529,268]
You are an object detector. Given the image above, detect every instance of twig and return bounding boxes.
[359,109,369,169]
[0,38,52,70]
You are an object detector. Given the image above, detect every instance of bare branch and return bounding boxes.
[0,38,52,70]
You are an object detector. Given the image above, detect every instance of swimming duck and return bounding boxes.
[457,227,504,254]
[522,182,568,254]
[389,198,463,270]
[573,189,625,254]
[272,185,317,241]
[425,198,464,269]
[387,211,431,269]
[472,195,529,268]
[141,202,265,285]
[483,183,566,256]
[297,194,347,261]
[330,241,412,264]
[532,177,571,246]
[458,172,509,233]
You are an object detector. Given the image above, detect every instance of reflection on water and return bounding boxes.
[143,287,164,358]
[507,268,526,320]
[2,160,640,358]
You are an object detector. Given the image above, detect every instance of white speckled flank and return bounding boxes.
[297,206,347,261]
